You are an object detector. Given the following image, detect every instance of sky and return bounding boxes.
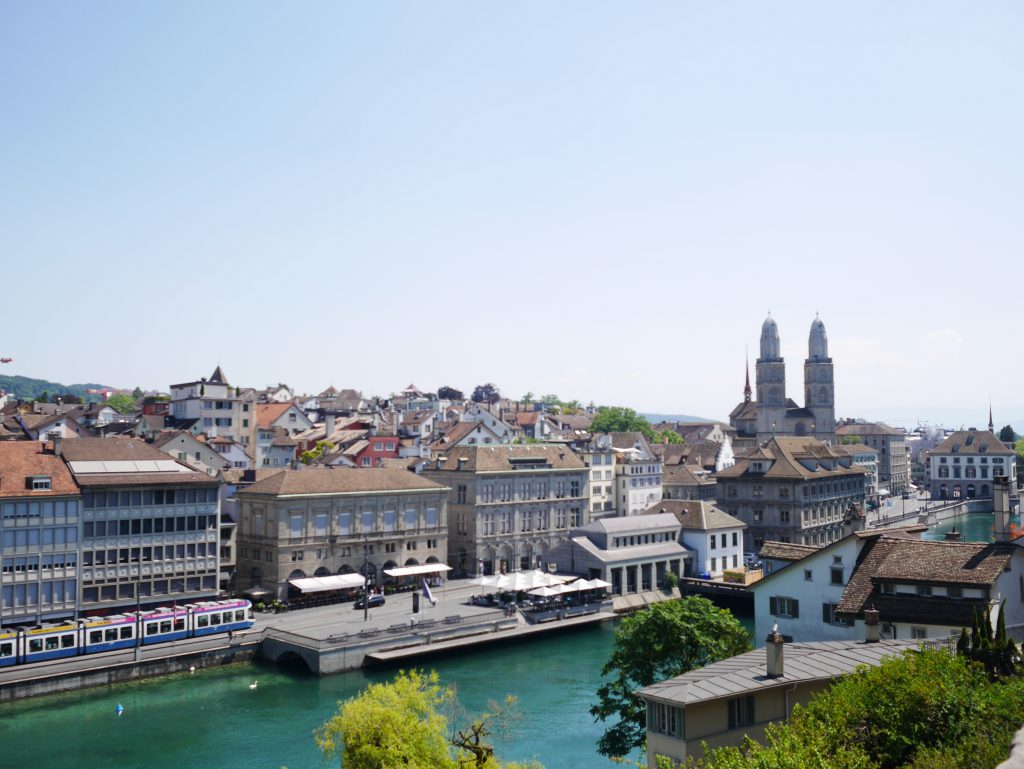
[2,3,1022,429]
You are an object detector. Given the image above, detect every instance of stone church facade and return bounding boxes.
[730,316,836,450]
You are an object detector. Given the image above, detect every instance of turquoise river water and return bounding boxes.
[0,623,633,769]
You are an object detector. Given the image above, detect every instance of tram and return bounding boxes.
[0,599,254,667]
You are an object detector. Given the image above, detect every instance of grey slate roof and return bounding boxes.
[638,639,922,707]
[643,500,745,531]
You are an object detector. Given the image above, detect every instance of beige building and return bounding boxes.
[235,468,449,599]
[715,436,867,550]
[835,422,908,496]
[423,445,588,576]
[638,636,925,768]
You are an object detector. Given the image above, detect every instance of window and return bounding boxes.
[769,596,799,618]
[710,534,716,549]
[753,508,763,523]
[727,696,755,729]
[779,510,790,523]
[830,567,844,585]
[647,701,684,738]
[911,627,927,639]
[916,584,932,597]
[822,602,851,626]
[947,586,963,599]
[732,532,738,547]
[804,569,813,582]
[457,485,467,505]
[30,476,51,491]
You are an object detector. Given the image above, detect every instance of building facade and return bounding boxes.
[423,445,588,576]
[0,442,81,626]
[925,429,1016,499]
[715,436,867,550]
[835,422,909,497]
[729,316,837,448]
[64,438,221,614]
[610,432,663,516]
[235,467,449,599]
[170,366,251,444]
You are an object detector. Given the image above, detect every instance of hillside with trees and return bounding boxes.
[0,375,116,402]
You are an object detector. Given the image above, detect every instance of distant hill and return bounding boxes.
[643,413,722,425]
[0,375,115,402]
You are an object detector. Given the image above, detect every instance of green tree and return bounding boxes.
[471,383,501,405]
[105,393,137,414]
[657,429,684,444]
[300,440,334,465]
[317,670,456,769]
[316,670,543,769]
[589,407,655,440]
[591,597,751,758]
[697,648,1024,769]
[438,386,464,401]
[840,435,862,445]
[131,386,144,399]
[999,424,1017,443]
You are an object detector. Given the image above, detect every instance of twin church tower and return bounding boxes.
[729,315,836,448]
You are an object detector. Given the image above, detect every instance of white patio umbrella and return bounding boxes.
[586,578,612,590]
[526,584,562,597]
[471,575,500,588]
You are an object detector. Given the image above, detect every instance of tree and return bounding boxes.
[300,440,334,465]
[317,670,456,769]
[656,429,684,445]
[131,386,144,399]
[438,386,464,401]
[316,669,543,769]
[520,392,535,405]
[589,406,655,440]
[999,425,1017,443]
[471,383,501,405]
[840,435,862,445]
[105,393,137,414]
[591,597,751,758]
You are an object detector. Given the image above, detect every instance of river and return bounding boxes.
[0,621,652,769]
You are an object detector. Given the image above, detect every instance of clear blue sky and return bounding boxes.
[2,3,1022,427]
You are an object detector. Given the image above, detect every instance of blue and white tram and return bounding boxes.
[0,599,254,668]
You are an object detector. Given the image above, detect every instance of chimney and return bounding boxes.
[765,625,785,678]
[325,412,336,440]
[864,606,880,643]
[994,477,1011,541]
[52,435,63,457]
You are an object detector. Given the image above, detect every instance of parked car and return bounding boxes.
[354,593,386,609]
[743,552,762,568]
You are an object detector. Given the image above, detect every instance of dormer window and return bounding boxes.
[28,476,51,491]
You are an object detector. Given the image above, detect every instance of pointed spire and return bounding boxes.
[989,400,994,433]
[744,350,752,403]
[209,365,228,385]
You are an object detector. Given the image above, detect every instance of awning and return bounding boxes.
[383,564,453,578]
[241,586,273,600]
[289,574,366,593]
[878,488,890,497]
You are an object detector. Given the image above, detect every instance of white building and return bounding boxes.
[645,500,746,578]
[609,432,663,516]
[170,366,251,444]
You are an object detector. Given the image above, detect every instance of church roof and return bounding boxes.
[209,366,228,385]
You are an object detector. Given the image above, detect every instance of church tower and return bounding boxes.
[756,315,787,439]
[804,315,835,444]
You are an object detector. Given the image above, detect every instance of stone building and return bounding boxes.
[835,421,908,497]
[730,316,837,449]
[235,467,449,599]
[423,445,588,576]
[925,428,1016,499]
[715,436,867,550]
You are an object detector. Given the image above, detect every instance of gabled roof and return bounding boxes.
[836,536,1015,618]
[209,366,228,384]
[663,463,715,487]
[836,422,904,437]
[716,436,867,481]
[239,467,446,496]
[644,500,745,531]
[430,445,585,473]
[255,402,293,428]
[0,442,78,497]
[930,429,1013,456]
[759,541,819,562]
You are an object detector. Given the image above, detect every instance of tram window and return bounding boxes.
[197,615,209,628]
[45,636,59,650]
[173,618,185,632]
[105,628,118,642]
[159,621,172,634]
[235,610,245,622]
[0,642,11,657]
[89,630,102,644]
[29,639,42,653]
[120,627,133,640]
[209,613,221,626]
[61,635,74,648]
[146,623,158,636]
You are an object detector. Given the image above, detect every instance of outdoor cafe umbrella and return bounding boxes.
[526,584,562,598]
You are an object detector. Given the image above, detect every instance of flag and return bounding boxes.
[422,579,436,607]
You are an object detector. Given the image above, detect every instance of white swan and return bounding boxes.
[249,680,258,690]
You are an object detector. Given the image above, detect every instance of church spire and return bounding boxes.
[744,351,752,403]
[989,400,994,433]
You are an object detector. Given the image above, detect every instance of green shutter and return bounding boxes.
[770,596,778,616]
[791,599,799,619]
